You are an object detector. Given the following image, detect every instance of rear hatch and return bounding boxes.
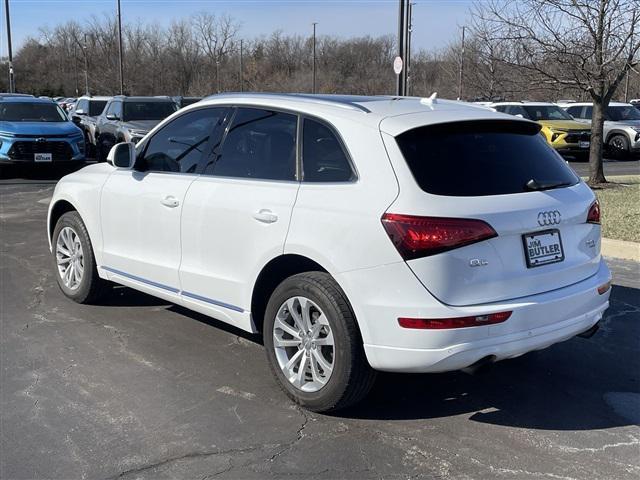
[381,118,601,306]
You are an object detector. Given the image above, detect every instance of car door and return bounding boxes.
[179,106,300,330]
[99,107,227,299]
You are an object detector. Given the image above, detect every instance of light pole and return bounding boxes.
[216,59,220,93]
[116,0,124,95]
[239,39,244,92]
[406,2,413,95]
[457,25,466,100]
[4,0,15,92]
[312,22,317,94]
[396,0,405,96]
[83,35,89,95]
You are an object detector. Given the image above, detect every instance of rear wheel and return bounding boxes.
[52,211,107,303]
[263,272,376,412]
[607,135,630,159]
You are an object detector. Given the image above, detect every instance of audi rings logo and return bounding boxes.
[537,210,562,226]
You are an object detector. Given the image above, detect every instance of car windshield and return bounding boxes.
[0,102,67,122]
[89,100,108,116]
[607,106,640,121]
[396,120,579,197]
[123,101,177,121]
[523,105,574,121]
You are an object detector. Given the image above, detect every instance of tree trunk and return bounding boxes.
[588,100,607,185]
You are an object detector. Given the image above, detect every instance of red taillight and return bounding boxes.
[587,200,600,224]
[398,311,512,329]
[381,213,497,260]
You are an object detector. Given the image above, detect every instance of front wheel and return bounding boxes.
[263,272,376,412]
[52,211,107,303]
[607,134,630,159]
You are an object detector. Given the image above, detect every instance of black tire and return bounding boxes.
[607,134,630,159]
[95,136,112,163]
[263,272,376,412]
[52,211,107,303]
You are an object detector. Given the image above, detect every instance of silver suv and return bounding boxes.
[560,102,640,159]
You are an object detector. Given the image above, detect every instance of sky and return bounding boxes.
[0,0,473,57]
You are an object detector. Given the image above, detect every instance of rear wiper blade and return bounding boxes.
[525,179,572,191]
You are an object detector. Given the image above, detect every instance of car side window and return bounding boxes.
[77,99,88,112]
[113,101,123,119]
[566,106,580,118]
[302,118,354,182]
[209,107,297,181]
[506,105,528,118]
[138,108,226,174]
[494,105,507,113]
[105,101,118,118]
[583,106,593,119]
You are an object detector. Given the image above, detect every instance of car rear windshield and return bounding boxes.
[396,121,579,197]
[89,100,108,116]
[0,102,67,122]
[123,101,177,121]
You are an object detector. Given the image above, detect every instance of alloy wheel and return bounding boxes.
[272,296,335,392]
[56,226,84,290]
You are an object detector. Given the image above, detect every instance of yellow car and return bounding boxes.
[491,102,591,160]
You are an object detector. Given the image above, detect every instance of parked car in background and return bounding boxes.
[173,96,203,109]
[0,96,85,172]
[94,95,177,161]
[0,93,34,98]
[60,98,77,112]
[48,93,610,411]
[630,99,640,111]
[559,102,640,159]
[71,95,111,157]
[491,101,591,160]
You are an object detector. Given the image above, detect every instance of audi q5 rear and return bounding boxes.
[48,93,611,412]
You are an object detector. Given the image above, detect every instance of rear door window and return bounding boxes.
[209,107,297,181]
[566,106,582,118]
[302,118,354,182]
[395,121,579,197]
[89,100,107,116]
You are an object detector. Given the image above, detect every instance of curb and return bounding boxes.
[602,238,640,262]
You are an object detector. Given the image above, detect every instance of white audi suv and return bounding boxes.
[48,93,611,412]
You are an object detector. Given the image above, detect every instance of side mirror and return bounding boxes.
[107,142,136,169]
[106,113,119,121]
[74,109,86,116]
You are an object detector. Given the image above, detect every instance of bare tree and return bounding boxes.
[473,0,640,185]
[193,12,240,92]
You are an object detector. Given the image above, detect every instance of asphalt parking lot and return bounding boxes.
[1,171,639,479]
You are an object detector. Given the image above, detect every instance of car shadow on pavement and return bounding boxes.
[95,285,173,308]
[93,282,639,432]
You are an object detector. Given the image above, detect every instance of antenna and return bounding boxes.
[421,92,438,106]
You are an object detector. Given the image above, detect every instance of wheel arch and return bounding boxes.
[605,129,630,145]
[48,199,78,243]
[251,254,342,334]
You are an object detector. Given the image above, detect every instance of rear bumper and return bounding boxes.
[338,260,611,373]
[365,301,607,373]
